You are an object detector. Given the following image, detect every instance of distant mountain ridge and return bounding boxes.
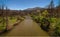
[24,7,44,11]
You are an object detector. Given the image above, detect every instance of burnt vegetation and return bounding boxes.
[0,0,60,36]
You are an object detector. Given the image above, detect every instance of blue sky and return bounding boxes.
[0,0,58,10]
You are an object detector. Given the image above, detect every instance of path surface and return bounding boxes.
[1,16,49,36]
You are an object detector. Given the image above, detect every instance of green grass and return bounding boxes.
[0,16,24,31]
[0,16,17,31]
[0,18,6,31]
[9,18,17,25]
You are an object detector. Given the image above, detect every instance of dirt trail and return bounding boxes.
[1,16,50,37]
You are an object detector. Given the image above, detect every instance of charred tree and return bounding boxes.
[56,0,60,18]
[47,0,55,17]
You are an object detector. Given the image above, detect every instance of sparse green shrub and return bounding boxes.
[53,19,60,36]
[31,11,60,36]
[40,18,50,31]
